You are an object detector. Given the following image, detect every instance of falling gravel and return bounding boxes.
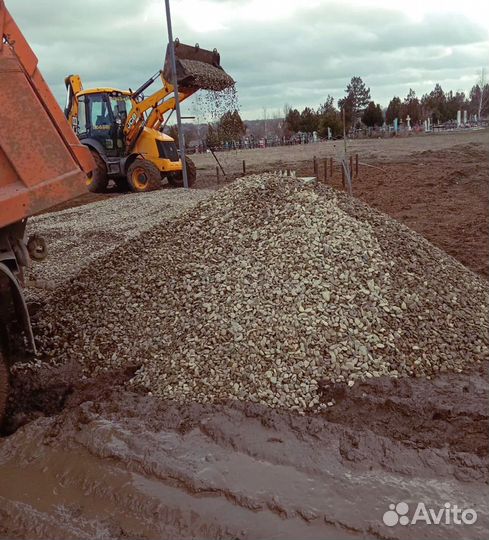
[194,85,240,121]
[34,175,489,413]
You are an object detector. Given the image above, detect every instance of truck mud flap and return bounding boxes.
[0,262,36,355]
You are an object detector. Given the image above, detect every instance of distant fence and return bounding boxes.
[186,120,488,154]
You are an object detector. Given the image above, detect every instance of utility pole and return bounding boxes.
[164,0,188,189]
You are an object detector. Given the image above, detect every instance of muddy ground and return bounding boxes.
[1,129,488,539]
[1,360,488,539]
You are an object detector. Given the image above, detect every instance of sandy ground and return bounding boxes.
[0,129,488,539]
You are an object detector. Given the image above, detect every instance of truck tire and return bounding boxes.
[0,351,8,426]
[87,150,109,193]
[167,156,196,188]
[127,159,161,192]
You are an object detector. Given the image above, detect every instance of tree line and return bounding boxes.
[168,74,488,146]
[284,76,489,137]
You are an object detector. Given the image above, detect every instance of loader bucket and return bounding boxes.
[163,40,235,91]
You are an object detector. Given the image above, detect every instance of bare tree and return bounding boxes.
[476,68,488,120]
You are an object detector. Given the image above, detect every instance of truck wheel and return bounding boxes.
[87,150,109,193]
[0,351,8,426]
[167,156,196,188]
[127,159,161,192]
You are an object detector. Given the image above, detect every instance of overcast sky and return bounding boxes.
[7,0,489,120]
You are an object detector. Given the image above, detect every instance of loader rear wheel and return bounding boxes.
[0,351,8,426]
[86,150,109,193]
[127,159,161,192]
[167,156,196,188]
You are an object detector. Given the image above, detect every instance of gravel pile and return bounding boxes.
[25,189,213,300]
[179,59,235,91]
[35,175,489,412]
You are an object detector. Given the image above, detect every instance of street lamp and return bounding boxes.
[164,0,189,189]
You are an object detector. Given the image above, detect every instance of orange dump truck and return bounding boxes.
[0,1,94,421]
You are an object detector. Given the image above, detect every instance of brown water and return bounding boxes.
[0,363,487,539]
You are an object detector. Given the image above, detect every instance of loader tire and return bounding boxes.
[0,350,8,426]
[167,156,196,188]
[87,150,109,193]
[127,159,161,192]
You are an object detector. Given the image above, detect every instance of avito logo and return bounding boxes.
[383,502,477,527]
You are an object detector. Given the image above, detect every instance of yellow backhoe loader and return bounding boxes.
[65,41,234,192]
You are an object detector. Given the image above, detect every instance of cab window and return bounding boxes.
[88,94,111,129]
[77,97,87,135]
[110,96,131,123]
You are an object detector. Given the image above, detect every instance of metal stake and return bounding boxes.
[164,0,188,189]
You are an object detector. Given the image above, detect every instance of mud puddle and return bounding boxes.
[0,362,488,539]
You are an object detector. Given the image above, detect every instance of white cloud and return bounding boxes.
[5,0,489,119]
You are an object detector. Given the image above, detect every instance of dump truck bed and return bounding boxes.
[0,1,95,419]
[0,1,93,228]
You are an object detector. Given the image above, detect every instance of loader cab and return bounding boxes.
[75,90,132,157]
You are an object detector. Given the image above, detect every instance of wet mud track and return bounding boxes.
[0,363,487,539]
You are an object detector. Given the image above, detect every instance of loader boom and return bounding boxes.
[124,72,197,149]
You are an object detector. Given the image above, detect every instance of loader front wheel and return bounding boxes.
[167,156,196,188]
[127,159,161,192]
[0,351,8,426]
[87,150,109,193]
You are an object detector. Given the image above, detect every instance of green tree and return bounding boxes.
[400,88,422,125]
[285,108,301,132]
[362,101,384,127]
[299,106,318,133]
[214,111,246,143]
[385,96,401,125]
[421,84,447,123]
[445,91,467,121]
[338,76,371,126]
[317,95,336,116]
[317,95,342,137]
[318,112,342,138]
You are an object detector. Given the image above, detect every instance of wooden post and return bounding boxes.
[242,159,246,176]
[329,157,333,177]
[341,164,345,187]
[355,153,359,177]
[349,155,353,177]
[313,156,318,176]
[323,159,328,182]
[216,166,220,183]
